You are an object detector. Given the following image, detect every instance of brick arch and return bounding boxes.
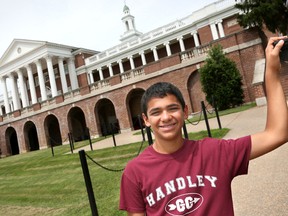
[126,88,145,130]
[67,106,87,142]
[94,98,118,136]
[23,121,40,152]
[187,70,206,113]
[5,126,19,156]
[44,114,62,147]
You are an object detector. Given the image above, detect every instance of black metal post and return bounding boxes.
[146,127,153,145]
[50,139,54,157]
[111,124,116,147]
[68,133,74,154]
[78,150,99,216]
[212,97,222,129]
[138,115,146,141]
[70,132,75,149]
[182,122,188,139]
[201,101,212,137]
[86,127,93,151]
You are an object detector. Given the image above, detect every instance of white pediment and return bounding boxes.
[0,39,46,66]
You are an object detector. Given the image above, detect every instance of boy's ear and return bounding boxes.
[142,113,151,127]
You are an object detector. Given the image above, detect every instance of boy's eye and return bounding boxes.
[170,107,179,110]
[168,106,180,112]
[150,111,160,116]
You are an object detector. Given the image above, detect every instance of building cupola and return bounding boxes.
[120,3,142,42]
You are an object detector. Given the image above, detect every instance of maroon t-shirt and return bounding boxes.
[119,136,251,215]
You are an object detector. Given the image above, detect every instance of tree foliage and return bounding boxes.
[199,44,244,110]
[235,0,288,35]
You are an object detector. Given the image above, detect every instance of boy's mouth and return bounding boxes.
[159,123,176,129]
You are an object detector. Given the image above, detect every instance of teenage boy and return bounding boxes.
[119,37,288,215]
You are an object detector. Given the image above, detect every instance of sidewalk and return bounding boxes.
[77,105,288,215]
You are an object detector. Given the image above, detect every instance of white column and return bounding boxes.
[191,31,200,47]
[88,71,94,84]
[108,64,113,77]
[164,42,172,56]
[128,19,134,30]
[0,76,11,113]
[98,68,104,80]
[17,69,29,108]
[118,60,124,73]
[68,57,79,90]
[9,73,21,110]
[123,21,128,31]
[151,47,159,61]
[35,60,47,101]
[139,51,147,65]
[12,69,28,108]
[58,57,68,94]
[26,65,37,104]
[129,56,135,70]
[45,56,58,97]
[177,36,186,52]
[217,20,225,38]
[210,23,219,40]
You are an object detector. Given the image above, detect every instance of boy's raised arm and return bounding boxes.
[250,37,288,160]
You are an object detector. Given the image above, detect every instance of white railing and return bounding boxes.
[85,0,236,65]
[181,44,211,62]
[121,68,144,82]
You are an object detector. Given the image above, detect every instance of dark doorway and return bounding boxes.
[67,107,87,142]
[24,121,40,151]
[5,127,19,155]
[127,88,145,130]
[96,98,118,136]
[44,114,62,147]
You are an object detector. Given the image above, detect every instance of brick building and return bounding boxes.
[0,0,286,156]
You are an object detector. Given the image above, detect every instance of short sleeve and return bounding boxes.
[225,135,251,177]
[119,168,146,213]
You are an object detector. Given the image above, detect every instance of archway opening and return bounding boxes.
[127,88,145,130]
[24,121,40,151]
[96,98,118,136]
[44,114,62,147]
[187,70,206,113]
[67,107,87,142]
[5,127,19,155]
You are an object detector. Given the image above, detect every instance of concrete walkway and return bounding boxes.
[76,105,288,215]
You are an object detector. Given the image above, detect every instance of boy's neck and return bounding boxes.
[153,137,185,154]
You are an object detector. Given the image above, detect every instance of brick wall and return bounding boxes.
[2,24,286,156]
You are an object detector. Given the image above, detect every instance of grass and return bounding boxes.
[0,128,230,216]
[0,103,253,215]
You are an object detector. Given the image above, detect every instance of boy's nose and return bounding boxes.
[161,111,171,121]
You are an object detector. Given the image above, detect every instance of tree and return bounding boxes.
[199,44,244,110]
[235,0,288,35]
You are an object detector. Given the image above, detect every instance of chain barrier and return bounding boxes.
[205,103,215,115]
[85,138,145,172]
[48,134,70,145]
[48,136,61,145]
[186,100,215,127]
[186,111,203,126]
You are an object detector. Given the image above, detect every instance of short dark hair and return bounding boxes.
[141,82,186,116]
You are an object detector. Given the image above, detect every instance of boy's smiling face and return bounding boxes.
[142,94,188,143]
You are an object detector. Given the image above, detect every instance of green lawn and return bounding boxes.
[0,128,229,216]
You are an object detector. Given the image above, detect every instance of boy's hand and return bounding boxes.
[266,37,286,73]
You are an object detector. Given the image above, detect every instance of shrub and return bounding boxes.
[199,44,244,110]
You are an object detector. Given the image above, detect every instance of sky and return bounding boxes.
[0,0,218,58]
